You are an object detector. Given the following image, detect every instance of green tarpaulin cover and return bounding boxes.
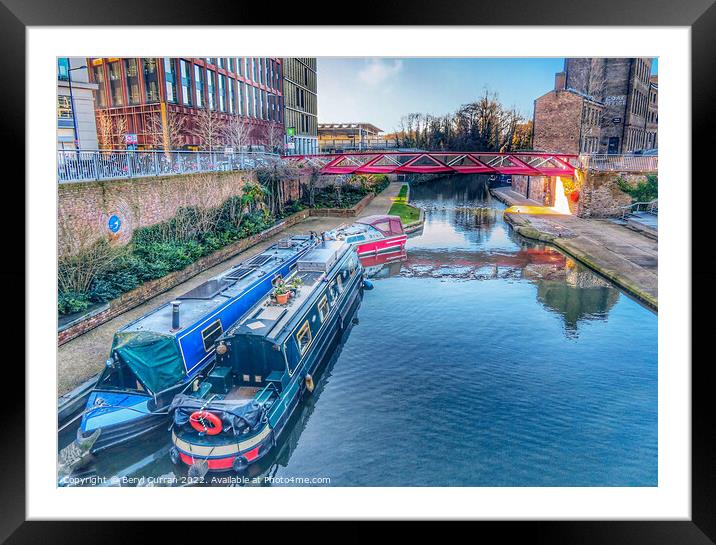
[111,331,186,394]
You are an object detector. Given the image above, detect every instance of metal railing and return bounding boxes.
[619,199,658,219]
[57,149,281,183]
[579,154,658,172]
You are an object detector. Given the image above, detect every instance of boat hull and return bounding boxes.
[171,272,365,473]
[355,234,407,257]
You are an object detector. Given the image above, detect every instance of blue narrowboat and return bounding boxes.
[168,239,364,472]
[77,235,318,453]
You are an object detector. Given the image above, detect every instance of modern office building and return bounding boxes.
[86,57,285,151]
[282,58,318,155]
[318,122,384,152]
[57,57,99,150]
[533,58,658,155]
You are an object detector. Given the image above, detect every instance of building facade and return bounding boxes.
[86,57,285,151]
[318,122,384,152]
[533,58,657,155]
[57,57,99,150]
[282,58,318,155]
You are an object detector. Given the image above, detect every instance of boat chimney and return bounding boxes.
[171,300,182,330]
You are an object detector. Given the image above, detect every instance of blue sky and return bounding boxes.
[316,58,658,133]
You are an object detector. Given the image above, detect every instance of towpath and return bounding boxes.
[492,187,658,310]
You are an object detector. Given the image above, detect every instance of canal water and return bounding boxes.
[62,175,658,487]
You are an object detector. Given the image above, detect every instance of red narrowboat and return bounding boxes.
[326,214,407,257]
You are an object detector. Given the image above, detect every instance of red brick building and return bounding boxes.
[88,57,285,151]
[533,58,657,155]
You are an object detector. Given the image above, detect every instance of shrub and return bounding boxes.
[58,291,91,315]
[616,175,657,203]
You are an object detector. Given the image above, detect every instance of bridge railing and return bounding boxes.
[57,149,281,183]
[579,154,657,173]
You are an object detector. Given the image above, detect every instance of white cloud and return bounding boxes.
[357,58,403,87]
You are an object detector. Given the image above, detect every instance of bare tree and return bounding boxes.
[223,116,251,152]
[145,111,187,150]
[190,109,226,154]
[97,111,114,150]
[96,111,129,149]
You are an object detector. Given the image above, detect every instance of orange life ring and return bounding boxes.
[570,190,580,203]
[189,410,223,435]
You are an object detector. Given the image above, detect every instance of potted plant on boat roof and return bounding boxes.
[288,276,303,295]
[273,281,290,305]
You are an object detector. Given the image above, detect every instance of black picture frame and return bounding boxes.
[3,0,712,542]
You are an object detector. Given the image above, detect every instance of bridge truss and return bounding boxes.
[283,151,578,177]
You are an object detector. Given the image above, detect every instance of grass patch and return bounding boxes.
[394,184,409,203]
[388,202,421,225]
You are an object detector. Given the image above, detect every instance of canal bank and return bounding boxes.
[57,182,404,397]
[491,187,658,310]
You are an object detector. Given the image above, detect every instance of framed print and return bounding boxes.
[3,0,714,541]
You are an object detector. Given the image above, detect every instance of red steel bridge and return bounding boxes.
[283,151,578,177]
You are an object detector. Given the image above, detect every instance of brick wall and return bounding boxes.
[511,175,552,205]
[57,209,310,345]
[58,170,303,257]
[533,90,584,155]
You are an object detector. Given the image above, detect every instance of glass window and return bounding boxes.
[108,61,124,106]
[91,64,107,107]
[125,59,141,105]
[317,295,329,321]
[228,79,235,114]
[218,74,226,112]
[251,58,257,81]
[57,95,73,126]
[254,87,259,118]
[248,85,254,118]
[229,58,235,73]
[295,321,312,355]
[259,89,265,119]
[143,59,160,103]
[237,58,242,76]
[57,58,70,81]
[201,320,224,352]
[194,64,204,108]
[180,60,192,106]
[207,69,216,110]
[239,81,245,116]
[164,58,177,104]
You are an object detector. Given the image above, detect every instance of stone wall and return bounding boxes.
[573,171,635,218]
[58,170,302,257]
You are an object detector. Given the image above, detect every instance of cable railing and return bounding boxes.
[579,154,658,173]
[57,149,281,183]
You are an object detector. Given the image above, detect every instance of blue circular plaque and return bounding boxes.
[108,215,121,233]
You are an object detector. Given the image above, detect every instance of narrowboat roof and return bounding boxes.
[227,240,351,342]
[119,235,315,337]
[355,214,401,226]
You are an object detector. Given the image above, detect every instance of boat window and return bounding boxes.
[372,220,392,234]
[317,295,329,321]
[390,219,403,234]
[271,274,283,287]
[336,274,343,292]
[201,319,224,352]
[296,320,312,355]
